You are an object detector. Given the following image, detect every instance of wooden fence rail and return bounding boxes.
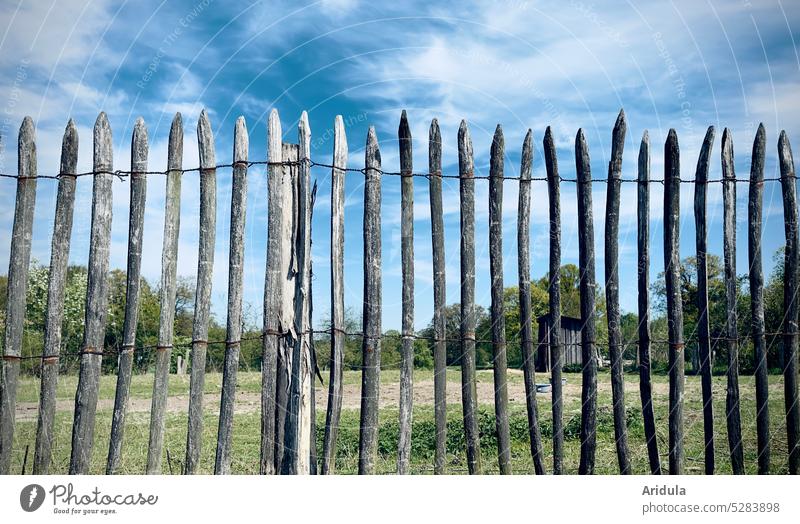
[0,108,799,476]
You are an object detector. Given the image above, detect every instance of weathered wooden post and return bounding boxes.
[458,121,481,474]
[721,129,745,475]
[517,129,545,475]
[429,118,448,475]
[214,116,249,475]
[575,129,597,475]
[359,126,382,475]
[748,124,769,474]
[637,131,661,475]
[605,111,631,474]
[778,130,800,475]
[664,129,684,475]
[0,117,37,474]
[107,117,148,474]
[397,111,414,475]
[322,115,347,474]
[33,120,77,475]
[489,125,512,475]
[693,126,715,475]
[70,113,113,475]
[544,126,563,475]
[261,109,283,474]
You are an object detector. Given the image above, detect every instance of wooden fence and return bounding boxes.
[0,108,798,475]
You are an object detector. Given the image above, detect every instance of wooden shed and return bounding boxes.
[535,314,583,372]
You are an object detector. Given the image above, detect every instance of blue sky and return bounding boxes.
[0,0,798,331]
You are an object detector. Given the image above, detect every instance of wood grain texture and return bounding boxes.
[107,117,148,474]
[70,113,113,475]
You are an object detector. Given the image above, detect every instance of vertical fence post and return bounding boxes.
[180,110,217,474]
[637,130,661,475]
[214,116,249,474]
[778,130,800,474]
[749,124,769,474]
[489,125,512,475]
[664,129,684,475]
[397,111,414,475]
[0,117,37,474]
[429,118,448,475]
[458,121,481,474]
[544,126,563,475]
[261,109,283,474]
[322,115,347,474]
[70,112,113,474]
[575,129,597,475]
[107,118,148,474]
[721,129,744,474]
[33,120,77,474]
[606,111,631,474]
[517,129,545,475]
[694,126,715,475]
[358,126,382,475]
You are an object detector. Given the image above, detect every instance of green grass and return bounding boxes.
[8,369,794,474]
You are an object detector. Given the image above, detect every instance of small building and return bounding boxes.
[535,313,583,372]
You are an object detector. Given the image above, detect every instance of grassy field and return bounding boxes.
[9,368,793,474]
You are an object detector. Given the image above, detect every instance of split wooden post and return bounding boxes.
[605,111,631,474]
[544,126,563,475]
[458,121,482,474]
[748,124,769,474]
[33,120,77,474]
[575,129,597,475]
[0,117,38,474]
[70,113,113,475]
[721,129,745,474]
[517,129,545,475]
[358,127,382,474]
[637,131,661,475]
[322,116,347,474]
[664,129,684,475]
[693,126,715,475]
[282,113,314,475]
[107,118,148,474]
[778,130,800,475]
[214,116,249,474]
[397,111,414,474]
[261,109,283,474]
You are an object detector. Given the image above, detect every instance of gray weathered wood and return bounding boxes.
[397,110,414,475]
[489,125,512,475]
[150,113,190,474]
[107,117,148,474]
[749,123,769,475]
[721,128,745,475]
[358,126,382,475]
[214,116,248,474]
[322,115,347,474]
[261,109,283,474]
[575,129,597,475]
[70,113,113,474]
[605,111,631,474]
[458,120,482,475]
[664,129,684,475]
[637,130,661,475]
[0,117,38,474]
[33,120,77,474]
[517,129,545,475]
[778,130,800,474]
[694,125,715,475]
[282,113,313,475]
[429,117,448,475]
[544,126,563,475]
